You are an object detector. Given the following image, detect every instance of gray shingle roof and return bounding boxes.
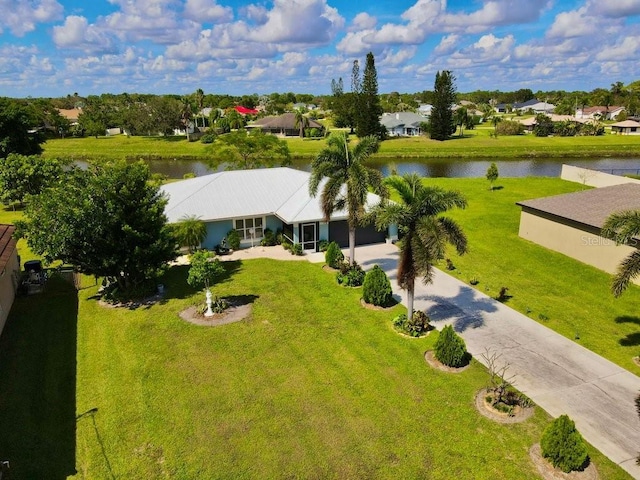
[161,167,382,224]
[517,183,640,230]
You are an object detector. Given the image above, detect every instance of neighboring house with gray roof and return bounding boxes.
[161,167,395,252]
[610,119,640,135]
[516,183,640,283]
[380,112,425,137]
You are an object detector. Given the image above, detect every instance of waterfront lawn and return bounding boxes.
[0,259,630,479]
[42,130,640,161]
[425,177,640,373]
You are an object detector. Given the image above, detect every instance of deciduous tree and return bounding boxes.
[0,97,44,156]
[0,154,67,206]
[208,129,291,170]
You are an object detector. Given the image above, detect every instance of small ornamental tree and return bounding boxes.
[362,265,393,306]
[541,415,589,473]
[187,250,224,299]
[434,325,468,367]
[486,162,499,191]
[325,241,344,269]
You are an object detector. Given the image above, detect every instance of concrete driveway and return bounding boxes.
[310,243,640,479]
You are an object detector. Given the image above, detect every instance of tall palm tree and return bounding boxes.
[180,98,193,141]
[175,215,207,253]
[294,108,309,138]
[309,132,387,265]
[601,210,640,297]
[372,173,467,318]
[454,107,468,137]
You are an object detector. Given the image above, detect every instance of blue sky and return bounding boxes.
[2,0,640,97]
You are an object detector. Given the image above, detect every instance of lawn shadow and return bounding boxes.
[359,253,400,282]
[147,135,188,143]
[615,315,640,325]
[615,316,640,347]
[0,277,78,479]
[418,284,499,333]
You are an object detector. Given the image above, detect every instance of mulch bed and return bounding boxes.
[360,298,398,311]
[424,350,470,373]
[529,444,598,480]
[179,301,252,326]
[98,293,164,309]
[474,388,534,424]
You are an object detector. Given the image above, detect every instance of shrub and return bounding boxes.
[318,239,330,252]
[290,243,303,256]
[200,133,216,144]
[336,261,365,287]
[541,415,589,473]
[495,120,524,136]
[434,325,468,367]
[197,296,229,315]
[260,228,276,246]
[325,241,344,269]
[226,229,241,250]
[362,265,393,307]
[393,311,430,337]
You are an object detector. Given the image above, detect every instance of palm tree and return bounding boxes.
[180,98,193,141]
[294,108,309,138]
[309,132,387,265]
[454,107,468,137]
[175,215,207,253]
[372,173,467,318]
[601,210,640,297]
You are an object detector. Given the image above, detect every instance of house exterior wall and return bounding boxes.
[265,215,282,233]
[518,210,640,284]
[204,220,233,250]
[612,126,640,135]
[0,249,20,335]
[560,165,640,188]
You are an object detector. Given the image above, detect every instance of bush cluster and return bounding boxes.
[260,228,277,246]
[282,241,303,256]
[495,120,524,136]
[325,241,344,269]
[541,415,589,473]
[226,229,241,250]
[362,265,393,307]
[393,311,430,337]
[434,325,468,367]
[336,261,365,287]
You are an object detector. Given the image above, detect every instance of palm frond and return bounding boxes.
[438,216,468,255]
[385,175,415,206]
[602,210,640,244]
[612,249,640,297]
[320,176,344,221]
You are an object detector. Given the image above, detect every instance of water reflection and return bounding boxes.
[78,156,640,179]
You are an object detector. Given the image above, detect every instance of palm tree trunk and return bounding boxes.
[349,225,356,265]
[407,278,415,320]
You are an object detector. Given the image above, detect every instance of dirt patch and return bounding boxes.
[424,350,470,373]
[529,444,598,480]
[360,298,397,311]
[98,293,164,309]
[179,300,253,327]
[474,388,534,424]
[322,265,338,273]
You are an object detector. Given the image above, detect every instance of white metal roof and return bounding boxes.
[161,167,382,225]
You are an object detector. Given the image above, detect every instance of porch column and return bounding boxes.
[293,223,300,244]
[388,224,398,242]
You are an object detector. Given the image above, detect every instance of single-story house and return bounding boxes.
[575,105,625,120]
[518,114,587,132]
[418,104,433,116]
[381,112,424,137]
[495,99,555,114]
[57,108,82,124]
[516,183,640,284]
[0,224,20,336]
[247,113,324,137]
[610,120,640,135]
[161,167,396,252]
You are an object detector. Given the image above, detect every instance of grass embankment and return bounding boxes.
[425,177,640,373]
[41,127,640,161]
[0,260,631,479]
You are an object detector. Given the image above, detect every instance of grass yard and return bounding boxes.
[0,260,631,479]
[423,177,640,373]
[41,128,640,162]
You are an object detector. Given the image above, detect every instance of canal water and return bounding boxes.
[138,156,640,179]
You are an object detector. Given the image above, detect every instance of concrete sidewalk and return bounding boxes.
[312,243,640,479]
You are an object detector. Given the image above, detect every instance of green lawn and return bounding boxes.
[423,177,640,373]
[0,261,631,479]
[41,128,640,161]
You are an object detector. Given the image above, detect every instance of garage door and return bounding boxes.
[328,221,386,248]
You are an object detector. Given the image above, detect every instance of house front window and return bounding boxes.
[235,217,264,241]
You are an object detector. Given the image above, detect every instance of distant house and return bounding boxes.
[516,183,640,285]
[0,224,20,336]
[248,113,324,137]
[495,99,554,114]
[418,104,433,116]
[518,114,587,132]
[57,108,82,125]
[235,106,259,115]
[576,105,625,120]
[380,112,424,137]
[610,120,640,135]
[161,167,394,252]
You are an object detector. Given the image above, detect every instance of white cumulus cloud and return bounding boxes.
[0,0,63,36]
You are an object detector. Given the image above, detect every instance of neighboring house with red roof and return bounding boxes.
[235,106,259,115]
[575,105,625,120]
[516,183,640,284]
[0,224,20,335]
